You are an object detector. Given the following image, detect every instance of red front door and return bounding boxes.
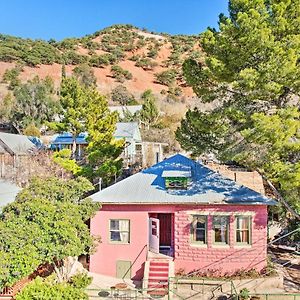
[157,213,172,246]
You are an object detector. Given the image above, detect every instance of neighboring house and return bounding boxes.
[49,122,143,166]
[50,132,88,158]
[109,105,142,120]
[89,154,276,286]
[0,180,21,211]
[0,132,36,156]
[114,122,142,167]
[141,141,168,167]
[0,132,37,177]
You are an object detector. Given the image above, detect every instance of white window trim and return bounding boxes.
[109,219,130,244]
[190,215,207,245]
[234,215,252,247]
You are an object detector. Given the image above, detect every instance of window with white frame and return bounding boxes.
[236,216,251,244]
[109,219,130,243]
[213,216,229,244]
[191,215,207,244]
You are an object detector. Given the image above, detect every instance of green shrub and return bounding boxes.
[62,51,87,65]
[111,65,132,82]
[15,277,88,300]
[2,66,21,89]
[80,39,100,51]
[111,85,135,105]
[57,38,78,50]
[89,53,117,67]
[155,69,177,86]
[129,54,141,62]
[69,273,92,289]
[135,58,157,70]
[239,288,250,300]
[136,39,146,49]
[111,47,125,61]
[23,123,41,137]
[0,34,61,66]
[73,64,97,87]
[147,48,158,59]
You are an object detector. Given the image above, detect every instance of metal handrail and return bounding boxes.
[168,276,239,299]
[249,293,300,300]
[268,227,300,245]
[122,244,148,280]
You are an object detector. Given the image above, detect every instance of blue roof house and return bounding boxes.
[50,122,142,164]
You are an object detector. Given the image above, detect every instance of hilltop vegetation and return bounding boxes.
[0,24,204,149]
[0,24,201,97]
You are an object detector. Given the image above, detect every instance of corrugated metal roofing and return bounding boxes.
[90,154,276,205]
[0,132,36,155]
[51,132,88,145]
[50,122,141,146]
[0,180,21,210]
[114,122,141,140]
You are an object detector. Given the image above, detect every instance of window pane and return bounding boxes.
[195,229,205,242]
[236,216,250,244]
[119,220,129,231]
[236,216,249,230]
[213,216,229,243]
[192,216,206,243]
[120,231,129,243]
[196,221,205,230]
[110,220,119,230]
[110,220,130,243]
[236,230,249,243]
[111,231,121,241]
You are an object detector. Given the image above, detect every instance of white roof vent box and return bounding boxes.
[161,169,192,178]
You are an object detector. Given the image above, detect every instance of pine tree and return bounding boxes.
[177,0,300,217]
[57,77,124,183]
[140,89,159,129]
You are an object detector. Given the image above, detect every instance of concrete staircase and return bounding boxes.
[148,260,169,289]
[143,253,174,298]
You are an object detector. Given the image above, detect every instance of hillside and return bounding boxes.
[0,24,203,100]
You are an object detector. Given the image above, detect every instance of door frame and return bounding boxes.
[149,217,160,253]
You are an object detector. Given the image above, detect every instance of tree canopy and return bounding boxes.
[55,77,124,183]
[177,0,300,216]
[140,89,159,129]
[0,76,59,130]
[0,177,99,288]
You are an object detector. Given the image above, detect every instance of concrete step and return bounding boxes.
[149,272,169,279]
[150,266,169,272]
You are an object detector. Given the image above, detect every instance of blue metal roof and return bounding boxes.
[28,136,44,149]
[50,122,141,147]
[50,132,88,145]
[91,154,277,205]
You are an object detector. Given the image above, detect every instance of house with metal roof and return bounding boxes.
[0,132,36,156]
[0,132,37,177]
[49,122,142,165]
[114,122,142,166]
[89,154,276,287]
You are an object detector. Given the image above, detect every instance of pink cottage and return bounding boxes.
[89,154,276,284]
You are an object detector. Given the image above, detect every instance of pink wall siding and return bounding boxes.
[89,207,149,279]
[174,205,268,275]
[89,204,268,279]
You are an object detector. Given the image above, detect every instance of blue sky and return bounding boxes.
[0,1,228,40]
